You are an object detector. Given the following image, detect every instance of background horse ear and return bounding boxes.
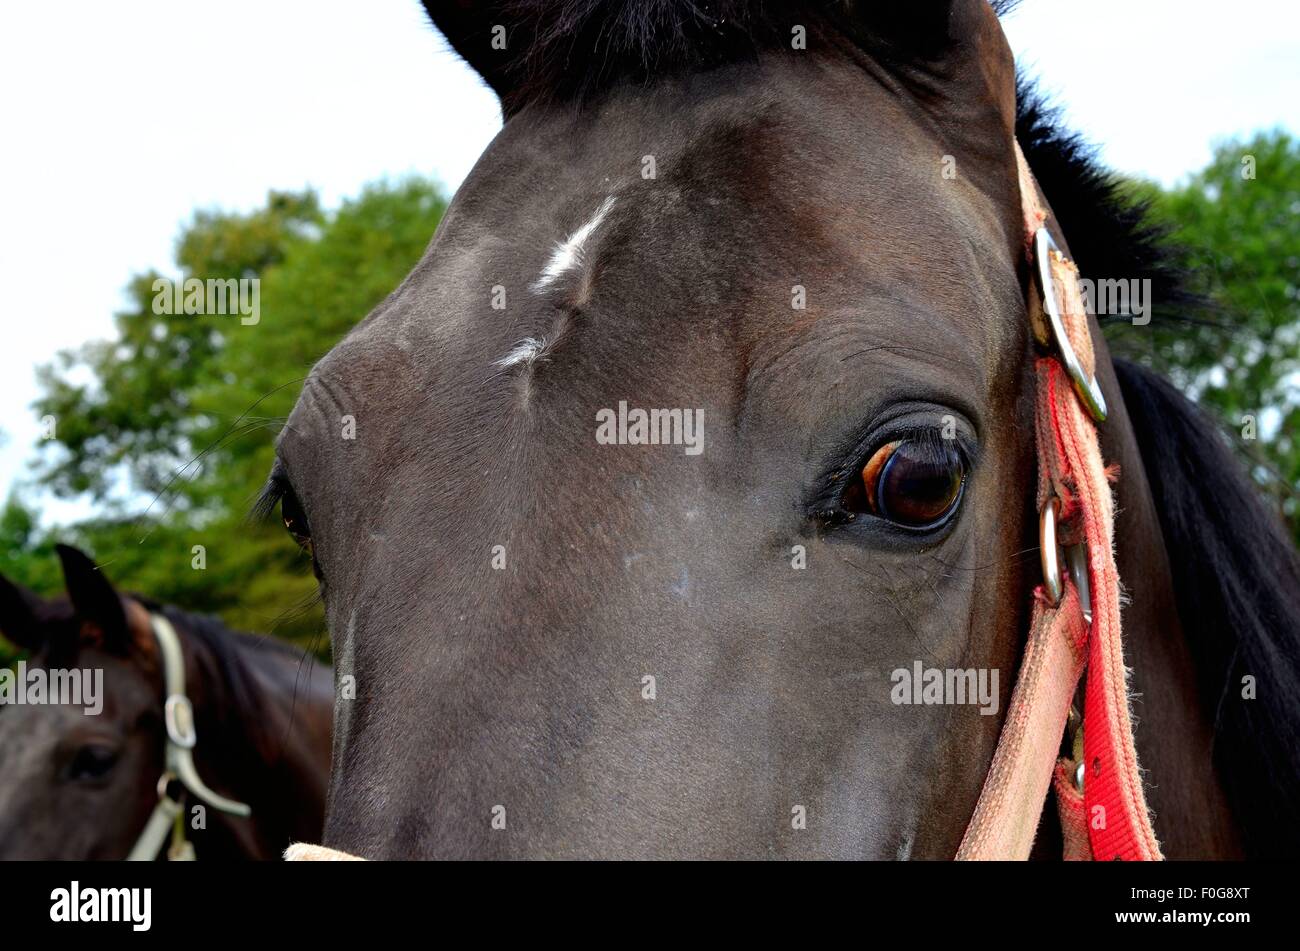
[55,544,131,655]
[0,572,45,651]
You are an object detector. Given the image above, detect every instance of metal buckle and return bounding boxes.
[164,694,197,749]
[1066,706,1086,794]
[1031,227,1108,423]
[1066,542,1093,626]
[156,771,180,801]
[1039,497,1063,606]
[1038,496,1093,625]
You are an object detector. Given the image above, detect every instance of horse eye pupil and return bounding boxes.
[877,441,963,526]
[844,436,965,528]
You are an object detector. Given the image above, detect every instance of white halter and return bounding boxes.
[125,613,252,861]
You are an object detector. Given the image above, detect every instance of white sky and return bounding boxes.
[1,0,1296,525]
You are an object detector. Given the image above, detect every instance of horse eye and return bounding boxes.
[66,744,119,782]
[844,436,965,528]
[279,487,313,556]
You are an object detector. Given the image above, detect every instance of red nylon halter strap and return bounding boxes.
[955,141,1162,861]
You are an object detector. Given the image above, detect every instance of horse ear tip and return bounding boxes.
[54,545,120,603]
[54,544,95,572]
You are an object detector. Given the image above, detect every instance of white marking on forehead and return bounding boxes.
[531,196,616,292]
[493,336,547,369]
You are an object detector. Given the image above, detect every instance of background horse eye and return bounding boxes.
[65,744,119,783]
[847,436,965,528]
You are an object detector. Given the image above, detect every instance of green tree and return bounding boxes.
[33,192,323,505]
[1107,129,1300,539]
[11,179,446,654]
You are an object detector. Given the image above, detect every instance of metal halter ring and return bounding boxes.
[1038,496,1094,625]
[1031,227,1108,423]
[1039,497,1064,606]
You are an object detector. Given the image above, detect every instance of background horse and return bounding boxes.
[0,545,333,859]
[264,0,1300,858]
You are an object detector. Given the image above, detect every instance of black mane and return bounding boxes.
[135,597,313,762]
[1115,361,1300,858]
[428,0,1022,109]
[1012,77,1204,327]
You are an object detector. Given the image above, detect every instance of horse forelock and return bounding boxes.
[426,0,1024,112]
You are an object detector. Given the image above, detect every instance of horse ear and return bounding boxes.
[422,2,515,105]
[0,573,44,651]
[850,1,975,61]
[55,544,130,654]
[870,0,958,39]
[853,0,1016,137]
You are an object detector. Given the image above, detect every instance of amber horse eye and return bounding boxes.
[845,437,966,528]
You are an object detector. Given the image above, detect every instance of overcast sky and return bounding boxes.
[1,0,1296,524]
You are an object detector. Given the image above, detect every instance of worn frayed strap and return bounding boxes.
[956,591,1088,860]
[284,843,366,861]
[1054,763,1092,861]
[1041,248,1160,860]
[958,138,1162,861]
[1060,382,1161,860]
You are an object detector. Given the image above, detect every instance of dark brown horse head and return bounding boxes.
[0,546,334,859]
[266,0,1300,858]
[0,546,165,859]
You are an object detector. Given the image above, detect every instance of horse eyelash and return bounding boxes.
[251,472,290,523]
[252,471,324,583]
[845,424,978,480]
[881,425,979,470]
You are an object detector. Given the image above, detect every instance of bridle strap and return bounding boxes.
[956,141,1161,861]
[126,787,187,863]
[126,612,252,861]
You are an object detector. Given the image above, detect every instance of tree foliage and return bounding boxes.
[1107,129,1299,539]
[3,180,446,664]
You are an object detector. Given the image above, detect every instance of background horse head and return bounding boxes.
[0,545,333,859]
[265,0,1300,858]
